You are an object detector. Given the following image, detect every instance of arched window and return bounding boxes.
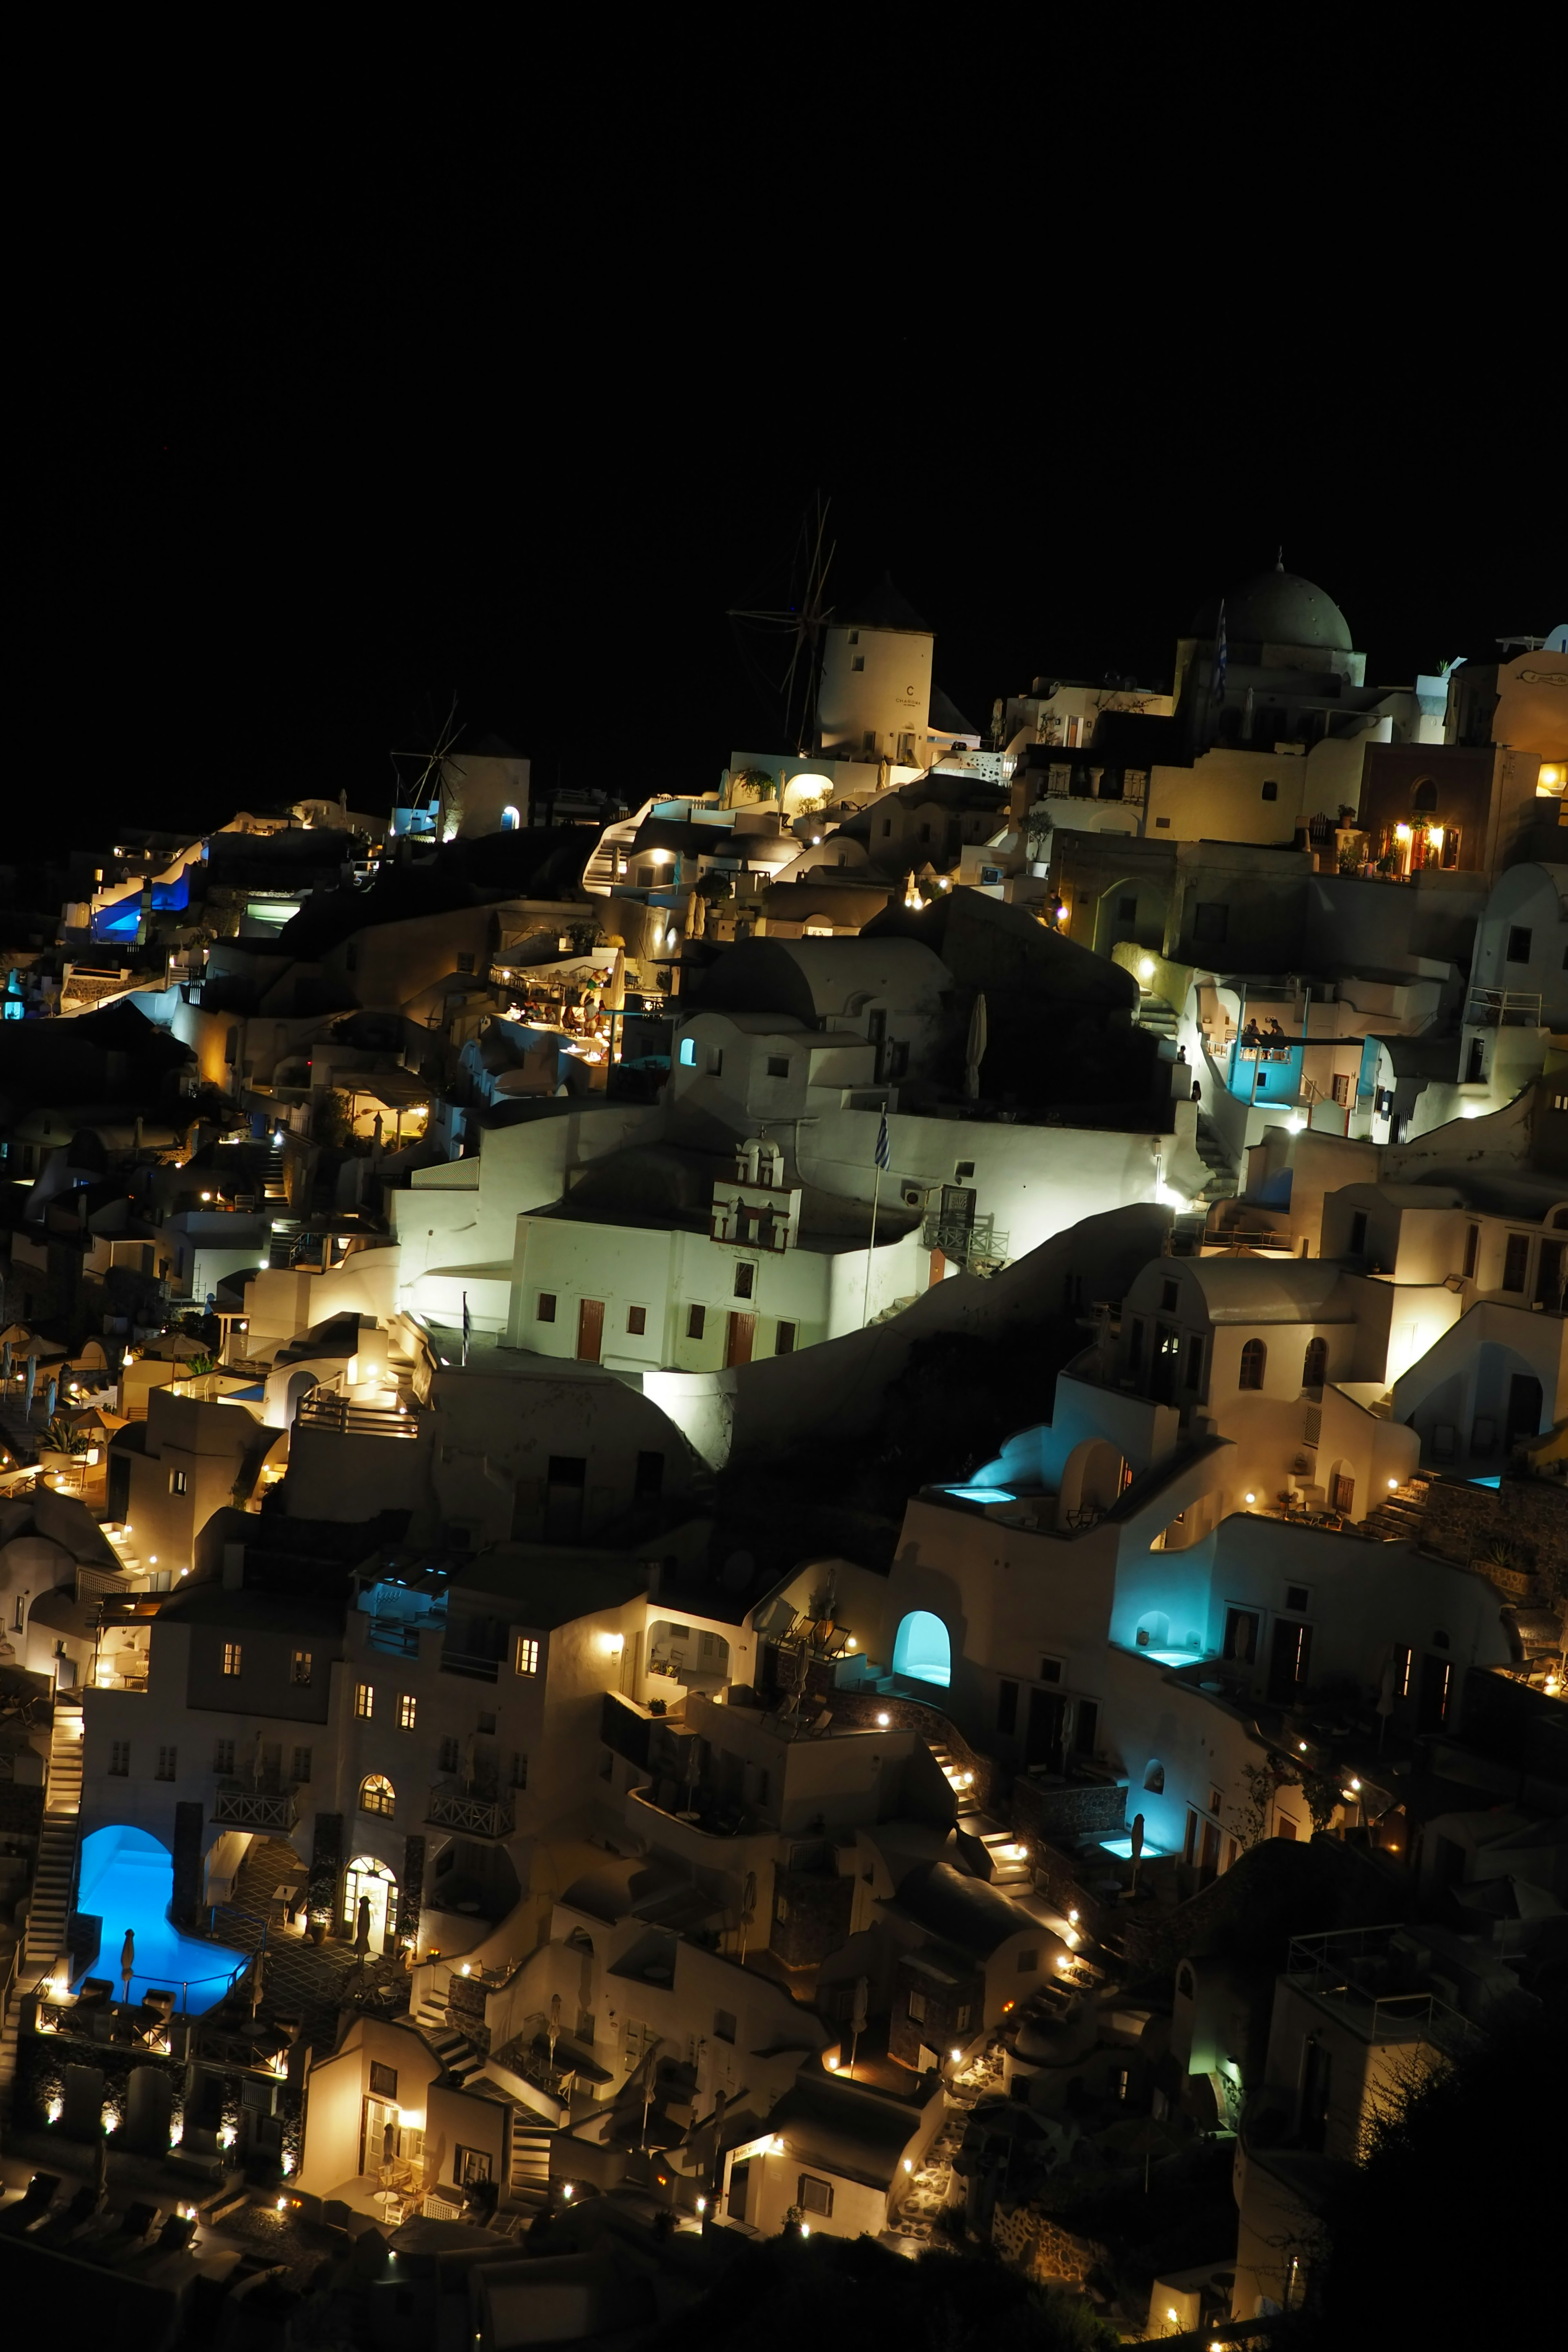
[1143,1760,1165,1793]
[501,804,520,832]
[1302,1336,1327,1391]
[1239,1339,1267,1391]
[891,1610,951,1688]
[1412,780,1437,813]
[359,1774,396,1819]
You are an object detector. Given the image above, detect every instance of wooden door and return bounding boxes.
[725,1311,755,1367]
[576,1298,604,1362]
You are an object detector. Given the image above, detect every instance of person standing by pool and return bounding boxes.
[120,1928,135,2000]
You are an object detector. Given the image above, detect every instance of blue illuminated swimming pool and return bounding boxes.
[74,1826,247,2012]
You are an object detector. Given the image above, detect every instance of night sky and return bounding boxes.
[28,200,1558,863]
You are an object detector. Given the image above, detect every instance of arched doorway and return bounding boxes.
[285,1370,319,1425]
[892,1610,951,1688]
[343,1853,399,1953]
[501,804,521,831]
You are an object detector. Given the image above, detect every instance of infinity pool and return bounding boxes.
[74,1826,247,2012]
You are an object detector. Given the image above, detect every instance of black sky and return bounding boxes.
[22,121,1560,862]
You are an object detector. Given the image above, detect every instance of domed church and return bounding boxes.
[1173,557,1368,760]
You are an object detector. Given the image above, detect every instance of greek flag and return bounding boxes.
[874,1114,890,1171]
[1211,599,1228,703]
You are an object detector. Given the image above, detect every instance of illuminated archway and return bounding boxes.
[501,804,521,831]
[892,1609,951,1688]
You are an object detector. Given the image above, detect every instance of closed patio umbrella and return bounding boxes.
[964,992,988,1101]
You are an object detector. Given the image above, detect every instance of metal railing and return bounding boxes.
[1035,768,1147,805]
[427,1781,515,1838]
[439,1648,501,1683]
[922,1210,1009,1263]
[295,1390,419,1438]
[367,1617,436,1657]
[1285,1926,1477,2048]
[1466,987,1543,1027]
[213,1779,300,1831]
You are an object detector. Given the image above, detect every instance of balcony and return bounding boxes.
[427,1780,515,1839]
[1466,987,1543,1028]
[922,1209,1009,1265]
[439,1647,501,1683]
[295,1389,419,1439]
[213,1778,300,1832]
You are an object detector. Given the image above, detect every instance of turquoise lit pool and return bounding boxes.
[74,1826,248,2012]
[1469,1475,1501,1489]
[1100,1836,1169,1860]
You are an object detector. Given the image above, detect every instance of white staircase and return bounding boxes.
[973,1822,1032,1887]
[506,2122,554,2210]
[411,1989,488,2089]
[0,1697,84,2094]
[928,1739,981,1821]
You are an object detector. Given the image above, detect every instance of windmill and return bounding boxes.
[727,492,836,753]
[390,693,468,841]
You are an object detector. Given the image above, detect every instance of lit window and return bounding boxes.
[516,1636,540,1677]
[291,1650,312,1685]
[359,1773,396,1818]
[399,1693,417,1730]
[355,1682,373,1719]
[679,1036,697,1067]
[222,1642,243,1676]
[170,1469,188,1496]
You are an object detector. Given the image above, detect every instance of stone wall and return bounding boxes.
[1012,1771,1126,1849]
[769,1865,854,1968]
[1420,1475,1568,1587]
[991,2195,1106,2285]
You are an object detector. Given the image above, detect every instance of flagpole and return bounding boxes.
[461,1290,470,1368]
[862,1162,882,1329]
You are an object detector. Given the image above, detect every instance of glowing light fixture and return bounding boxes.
[1298,1740,1309,1753]
[1387,1477,1398,1490]
[1394,822,1412,842]
[1244,1492,1256,1504]
[876,1711,889,1727]
[950,2047,962,2061]
[1138,958,1156,980]
[903,2158,913,2173]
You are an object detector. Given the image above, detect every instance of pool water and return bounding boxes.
[75,1826,247,2012]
